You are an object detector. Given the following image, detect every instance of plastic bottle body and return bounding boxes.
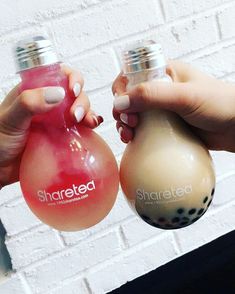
[120,68,215,229]
[19,64,119,231]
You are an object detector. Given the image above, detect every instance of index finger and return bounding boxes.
[60,64,84,94]
[112,72,128,96]
[1,84,20,108]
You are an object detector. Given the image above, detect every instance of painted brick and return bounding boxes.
[24,231,121,293]
[120,217,163,247]
[213,174,235,206]
[190,44,235,78]
[156,15,219,58]
[51,0,164,58]
[5,227,63,269]
[70,48,119,92]
[87,233,178,293]
[162,0,229,21]
[0,199,41,236]
[49,278,89,294]
[218,4,235,39]
[0,0,100,35]
[0,275,27,294]
[211,151,235,176]
[0,183,22,206]
[175,203,235,253]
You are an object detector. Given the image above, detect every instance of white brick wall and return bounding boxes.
[0,0,235,293]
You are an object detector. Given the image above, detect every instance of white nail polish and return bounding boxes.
[118,126,123,136]
[73,83,81,97]
[43,87,65,104]
[114,95,130,111]
[120,113,128,124]
[74,105,85,123]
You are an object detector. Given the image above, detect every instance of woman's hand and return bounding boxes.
[112,60,235,152]
[0,65,103,187]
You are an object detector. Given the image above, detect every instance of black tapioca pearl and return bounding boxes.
[188,209,196,215]
[141,216,155,226]
[180,221,189,226]
[211,188,215,196]
[172,217,180,223]
[192,217,200,223]
[152,222,162,228]
[141,215,151,222]
[207,199,212,207]
[165,224,173,228]
[203,196,209,204]
[158,217,166,223]
[177,208,184,214]
[197,208,204,215]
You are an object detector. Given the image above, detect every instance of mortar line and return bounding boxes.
[18,272,33,294]
[84,278,93,294]
[14,215,135,272]
[215,13,223,40]
[158,0,166,22]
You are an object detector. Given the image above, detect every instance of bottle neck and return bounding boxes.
[125,67,181,139]
[19,63,74,128]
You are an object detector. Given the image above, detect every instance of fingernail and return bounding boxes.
[97,116,104,125]
[114,95,130,111]
[93,115,104,126]
[118,126,123,136]
[43,87,65,104]
[92,115,99,126]
[73,83,81,97]
[120,113,128,124]
[74,105,85,123]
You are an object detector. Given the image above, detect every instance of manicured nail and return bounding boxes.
[73,83,81,97]
[74,105,85,123]
[118,126,123,136]
[120,113,128,124]
[97,116,104,125]
[43,87,65,104]
[92,115,99,126]
[114,95,130,111]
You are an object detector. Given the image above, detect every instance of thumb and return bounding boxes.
[0,87,65,131]
[114,80,198,116]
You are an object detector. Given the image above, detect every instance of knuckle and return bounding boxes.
[136,83,152,105]
[19,90,37,113]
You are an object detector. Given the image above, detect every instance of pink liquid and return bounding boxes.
[19,64,119,231]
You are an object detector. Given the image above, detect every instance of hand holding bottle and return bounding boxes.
[114,42,215,229]
[0,65,103,188]
[113,60,235,153]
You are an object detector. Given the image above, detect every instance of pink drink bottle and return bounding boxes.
[15,36,119,231]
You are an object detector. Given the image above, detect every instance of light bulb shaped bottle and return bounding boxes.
[119,41,215,229]
[15,36,119,231]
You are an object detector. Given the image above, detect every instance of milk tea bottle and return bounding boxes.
[15,36,119,231]
[120,41,215,229]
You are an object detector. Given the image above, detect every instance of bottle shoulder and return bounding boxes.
[20,64,67,91]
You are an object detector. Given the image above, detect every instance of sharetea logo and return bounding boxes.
[136,184,192,204]
[37,180,95,203]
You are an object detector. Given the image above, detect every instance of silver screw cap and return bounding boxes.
[122,40,166,74]
[14,36,59,72]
